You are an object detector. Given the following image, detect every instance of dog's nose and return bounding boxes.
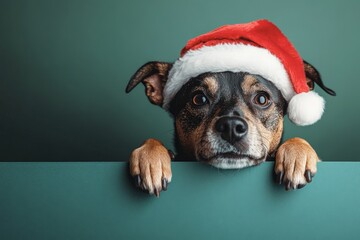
[215,117,248,143]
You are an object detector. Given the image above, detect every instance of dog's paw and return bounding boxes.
[129,139,173,197]
[274,138,319,191]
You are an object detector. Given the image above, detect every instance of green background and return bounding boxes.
[1,0,359,161]
[1,162,360,239]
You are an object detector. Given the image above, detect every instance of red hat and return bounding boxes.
[162,19,325,126]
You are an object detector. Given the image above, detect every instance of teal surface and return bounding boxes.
[0,0,360,161]
[0,162,359,240]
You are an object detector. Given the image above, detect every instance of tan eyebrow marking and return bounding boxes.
[241,74,258,94]
[203,76,219,95]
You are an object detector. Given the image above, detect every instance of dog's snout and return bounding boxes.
[215,117,248,143]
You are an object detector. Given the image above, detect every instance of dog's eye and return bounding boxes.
[192,93,208,106]
[254,92,270,107]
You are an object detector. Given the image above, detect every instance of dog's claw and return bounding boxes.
[134,175,141,187]
[297,184,306,189]
[154,188,160,198]
[305,170,312,183]
[276,171,284,185]
[285,181,291,191]
[162,178,168,191]
[168,150,175,159]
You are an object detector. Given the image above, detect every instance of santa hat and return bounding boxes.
[162,19,325,126]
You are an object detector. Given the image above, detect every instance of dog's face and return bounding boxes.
[168,72,286,168]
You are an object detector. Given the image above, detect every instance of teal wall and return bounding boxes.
[1,0,359,161]
[1,162,360,239]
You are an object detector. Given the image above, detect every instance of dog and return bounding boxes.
[125,20,335,197]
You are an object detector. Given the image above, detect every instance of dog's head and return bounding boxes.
[126,61,335,169]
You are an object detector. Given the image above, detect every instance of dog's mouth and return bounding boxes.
[202,152,266,169]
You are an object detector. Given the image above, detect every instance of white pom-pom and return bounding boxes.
[288,92,325,126]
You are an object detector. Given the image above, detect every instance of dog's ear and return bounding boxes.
[126,61,173,106]
[303,60,336,96]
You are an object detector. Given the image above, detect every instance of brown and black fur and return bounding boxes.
[126,61,335,196]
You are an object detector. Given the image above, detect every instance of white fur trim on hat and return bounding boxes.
[288,91,325,126]
[162,44,295,109]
